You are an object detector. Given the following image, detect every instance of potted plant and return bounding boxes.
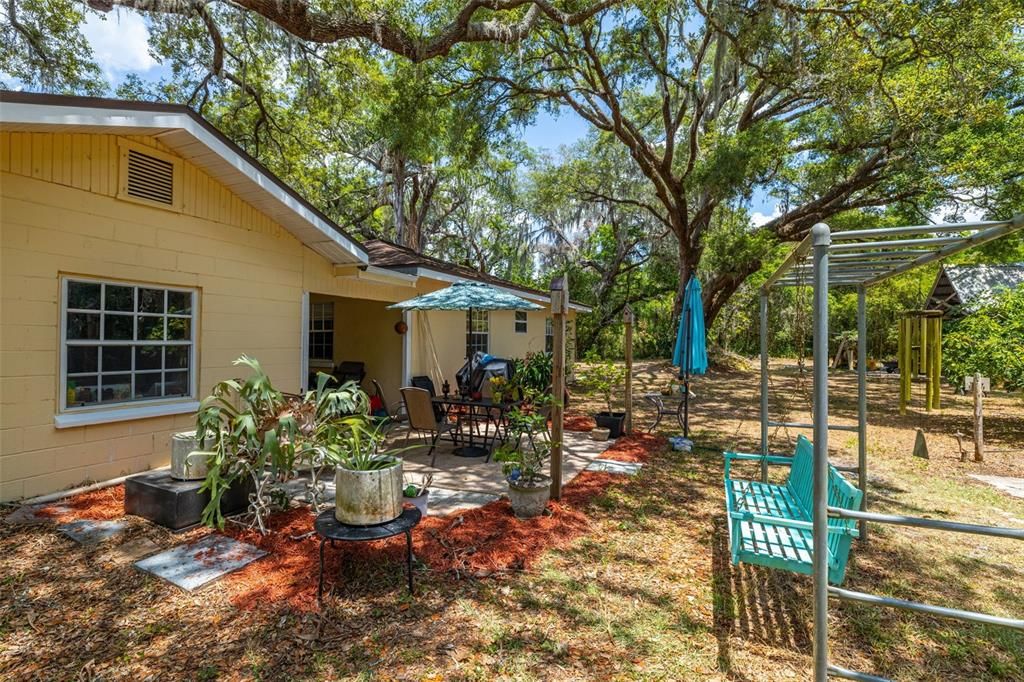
[403,473,433,517]
[493,409,551,518]
[578,361,628,438]
[318,415,406,526]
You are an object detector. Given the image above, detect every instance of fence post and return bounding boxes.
[550,276,568,501]
[623,305,634,435]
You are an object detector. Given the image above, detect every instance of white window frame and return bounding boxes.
[466,309,489,358]
[308,300,335,366]
[545,317,554,354]
[514,311,528,334]
[56,275,199,427]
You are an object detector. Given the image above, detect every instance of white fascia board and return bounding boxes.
[0,102,368,265]
[412,267,592,313]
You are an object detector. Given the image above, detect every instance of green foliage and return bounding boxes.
[944,289,1024,391]
[511,352,553,397]
[492,407,552,485]
[577,361,627,414]
[195,356,375,528]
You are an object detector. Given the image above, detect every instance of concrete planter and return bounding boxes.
[170,431,211,481]
[591,427,611,442]
[334,458,403,526]
[508,475,552,519]
[594,412,626,439]
[404,491,429,517]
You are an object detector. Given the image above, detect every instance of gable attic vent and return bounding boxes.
[126,148,175,205]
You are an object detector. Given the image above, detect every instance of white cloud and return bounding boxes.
[81,9,157,83]
[750,206,782,227]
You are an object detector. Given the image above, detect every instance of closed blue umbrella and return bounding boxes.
[672,276,707,437]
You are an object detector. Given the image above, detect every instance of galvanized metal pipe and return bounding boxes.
[829,235,967,251]
[762,232,815,290]
[829,587,1024,630]
[827,664,892,682]
[760,291,769,483]
[768,420,858,432]
[830,219,1007,240]
[865,215,1024,285]
[856,285,868,541]
[815,250,933,261]
[811,223,831,682]
[828,507,1024,540]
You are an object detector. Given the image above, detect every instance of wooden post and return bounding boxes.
[973,372,984,462]
[550,276,568,501]
[623,305,634,435]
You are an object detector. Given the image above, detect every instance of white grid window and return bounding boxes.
[466,309,489,357]
[545,317,554,353]
[61,278,196,410]
[309,302,334,362]
[514,311,528,334]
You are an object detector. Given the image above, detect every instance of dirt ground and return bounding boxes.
[1,359,1021,681]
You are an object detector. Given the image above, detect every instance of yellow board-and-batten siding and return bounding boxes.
[0,130,572,502]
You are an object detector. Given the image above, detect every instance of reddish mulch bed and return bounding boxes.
[29,433,666,613]
[564,413,596,431]
[36,484,125,522]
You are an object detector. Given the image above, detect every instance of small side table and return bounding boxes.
[641,390,695,432]
[314,507,422,604]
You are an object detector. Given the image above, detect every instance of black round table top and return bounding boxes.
[314,507,421,542]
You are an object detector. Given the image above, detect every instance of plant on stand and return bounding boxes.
[577,361,628,438]
[197,356,366,532]
[493,408,552,518]
[403,473,433,517]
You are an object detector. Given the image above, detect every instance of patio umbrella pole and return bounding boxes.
[683,299,691,439]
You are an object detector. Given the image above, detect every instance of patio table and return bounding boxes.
[432,396,520,459]
[641,390,694,432]
[314,507,421,605]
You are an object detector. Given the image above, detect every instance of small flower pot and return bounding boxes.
[591,427,611,442]
[594,412,626,439]
[334,458,403,525]
[508,475,552,519]
[404,491,429,517]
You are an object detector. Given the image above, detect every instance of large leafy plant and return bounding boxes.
[493,407,551,487]
[513,352,553,396]
[196,356,367,530]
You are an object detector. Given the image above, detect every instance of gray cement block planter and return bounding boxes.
[508,475,552,519]
[170,431,211,481]
[334,458,403,526]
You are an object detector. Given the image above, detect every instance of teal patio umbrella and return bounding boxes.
[387,280,543,312]
[672,275,707,437]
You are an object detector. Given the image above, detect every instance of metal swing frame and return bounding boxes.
[757,214,1024,682]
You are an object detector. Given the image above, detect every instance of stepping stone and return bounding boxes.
[135,534,266,591]
[98,537,162,566]
[4,504,67,526]
[428,487,500,514]
[59,519,129,544]
[585,459,644,476]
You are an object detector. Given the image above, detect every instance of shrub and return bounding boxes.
[943,288,1024,391]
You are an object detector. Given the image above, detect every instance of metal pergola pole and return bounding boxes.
[760,290,769,482]
[856,285,868,541]
[811,223,831,682]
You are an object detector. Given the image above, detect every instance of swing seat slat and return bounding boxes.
[723,435,862,584]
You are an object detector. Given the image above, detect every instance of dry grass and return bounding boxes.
[1,359,1021,680]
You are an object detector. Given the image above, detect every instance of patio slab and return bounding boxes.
[427,487,501,515]
[98,537,162,565]
[135,534,266,591]
[58,519,129,544]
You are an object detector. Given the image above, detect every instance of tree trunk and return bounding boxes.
[392,151,408,247]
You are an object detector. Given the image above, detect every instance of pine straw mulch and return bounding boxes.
[20,433,665,617]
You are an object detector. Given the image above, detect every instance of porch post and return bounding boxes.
[811,223,831,682]
[550,276,568,501]
[300,291,310,392]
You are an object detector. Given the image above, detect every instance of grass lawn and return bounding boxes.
[1,359,1021,680]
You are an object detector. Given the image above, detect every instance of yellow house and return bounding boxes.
[0,92,586,502]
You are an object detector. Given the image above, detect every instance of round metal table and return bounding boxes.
[641,390,693,432]
[313,506,421,604]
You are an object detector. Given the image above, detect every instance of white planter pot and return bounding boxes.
[334,458,403,525]
[508,475,552,519]
[170,431,210,481]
